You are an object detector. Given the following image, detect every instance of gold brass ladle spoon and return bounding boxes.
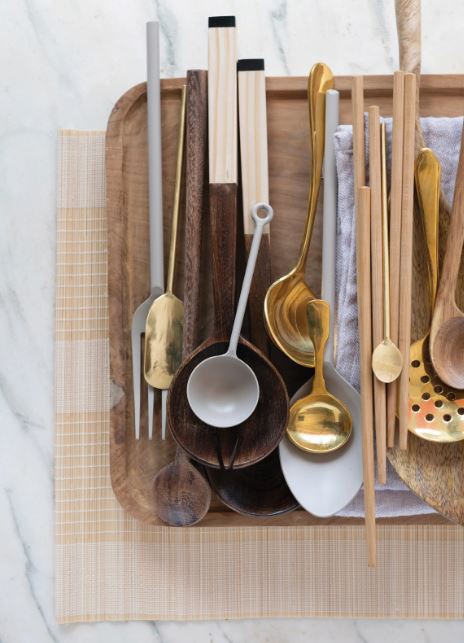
[286,299,352,453]
[144,85,186,421]
[264,63,333,367]
[372,122,403,383]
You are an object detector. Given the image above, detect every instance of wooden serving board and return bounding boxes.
[107,75,463,527]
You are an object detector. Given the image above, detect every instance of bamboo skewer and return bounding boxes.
[397,72,417,450]
[357,186,377,567]
[386,71,406,448]
[352,77,376,566]
[352,77,366,204]
[368,106,387,485]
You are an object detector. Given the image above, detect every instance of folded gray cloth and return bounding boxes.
[334,116,463,516]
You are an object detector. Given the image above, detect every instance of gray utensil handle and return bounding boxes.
[147,21,165,290]
[321,89,339,365]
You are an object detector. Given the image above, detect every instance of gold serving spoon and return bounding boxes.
[264,63,333,367]
[144,84,186,434]
[286,299,352,453]
[372,122,403,383]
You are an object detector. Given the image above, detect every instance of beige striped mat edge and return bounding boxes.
[54,129,464,623]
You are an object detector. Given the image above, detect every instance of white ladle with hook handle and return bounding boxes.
[187,202,274,428]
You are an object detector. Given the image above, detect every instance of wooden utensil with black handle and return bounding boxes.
[237,58,271,354]
[153,71,211,526]
[208,16,238,336]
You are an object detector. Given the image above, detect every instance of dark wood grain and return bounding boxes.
[108,75,464,526]
[183,70,209,355]
[206,448,298,516]
[209,183,238,336]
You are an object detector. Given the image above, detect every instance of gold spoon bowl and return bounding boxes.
[286,299,352,454]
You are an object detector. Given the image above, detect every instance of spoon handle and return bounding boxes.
[184,70,208,356]
[436,123,464,307]
[208,17,238,336]
[321,89,339,364]
[146,22,165,291]
[227,204,274,356]
[414,148,440,312]
[294,63,334,275]
[165,84,187,295]
[307,300,329,392]
[238,58,271,354]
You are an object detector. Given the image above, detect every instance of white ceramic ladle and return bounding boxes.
[187,202,274,428]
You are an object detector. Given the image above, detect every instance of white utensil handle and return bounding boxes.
[238,59,270,235]
[208,16,237,184]
[147,21,164,291]
[227,203,274,355]
[321,89,339,365]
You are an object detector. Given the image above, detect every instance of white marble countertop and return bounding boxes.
[1,0,464,641]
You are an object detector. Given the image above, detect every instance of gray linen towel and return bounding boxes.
[334,116,463,516]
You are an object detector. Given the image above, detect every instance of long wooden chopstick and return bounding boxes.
[397,72,417,450]
[352,76,376,566]
[386,71,406,448]
[352,77,366,203]
[357,186,377,567]
[368,106,387,484]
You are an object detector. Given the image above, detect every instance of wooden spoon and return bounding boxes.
[430,123,464,389]
[168,17,288,470]
[152,71,211,527]
[264,63,333,367]
[206,58,298,516]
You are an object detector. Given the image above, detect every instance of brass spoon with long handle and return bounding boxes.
[264,63,333,367]
[286,299,352,454]
[144,85,187,438]
[372,122,403,383]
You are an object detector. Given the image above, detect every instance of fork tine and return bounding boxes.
[148,385,155,440]
[161,389,168,440]
[131,325,141,440]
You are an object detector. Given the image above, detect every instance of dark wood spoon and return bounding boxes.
[206,59,297,514]
[152,70,211,526]
[168,20,288,470]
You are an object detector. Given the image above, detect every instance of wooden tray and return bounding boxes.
[107,75,464,527]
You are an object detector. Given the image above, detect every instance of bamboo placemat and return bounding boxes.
[55,129,464,623]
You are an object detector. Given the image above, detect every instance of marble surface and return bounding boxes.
[1,0,464,641]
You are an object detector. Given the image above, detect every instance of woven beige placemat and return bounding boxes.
[55,129,464,623]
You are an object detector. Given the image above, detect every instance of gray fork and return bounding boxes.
[131,21,165,440]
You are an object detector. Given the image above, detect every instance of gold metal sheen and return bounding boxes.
[372,122,403,383]
[144,84,187,389]
[286,300,352,453]
[264,63,334,367]
[408,148,464,442]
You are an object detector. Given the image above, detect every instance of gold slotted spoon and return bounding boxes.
[408,147,464,442]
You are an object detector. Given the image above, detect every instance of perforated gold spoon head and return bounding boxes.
[408,148,464,442]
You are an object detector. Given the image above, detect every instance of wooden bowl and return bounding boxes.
[206,448,299,516]
[168,338,289,469]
